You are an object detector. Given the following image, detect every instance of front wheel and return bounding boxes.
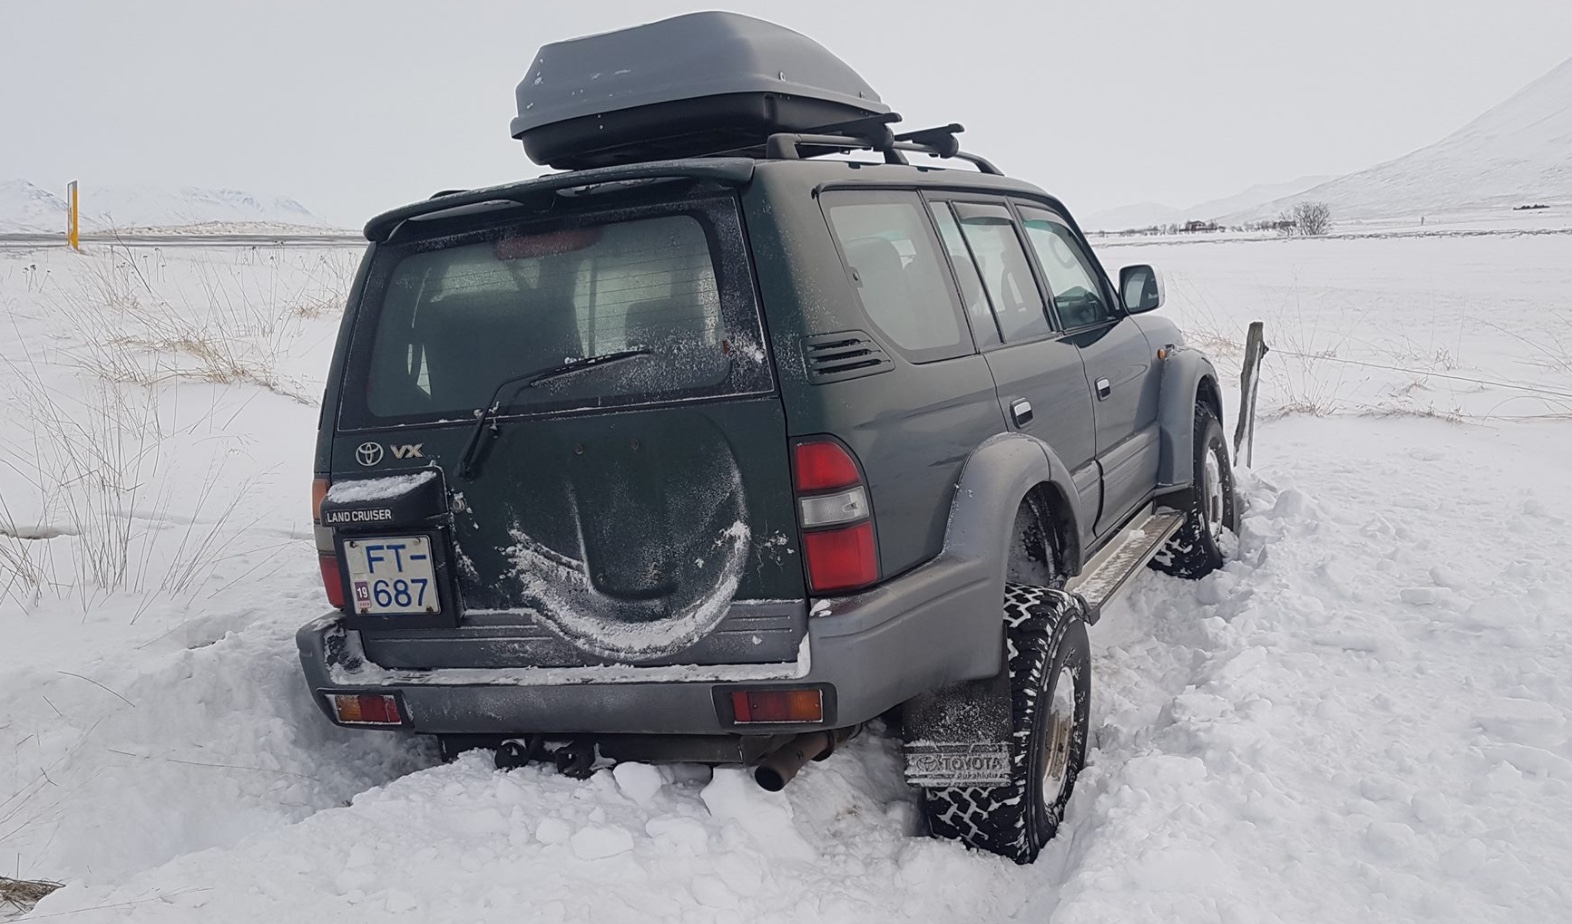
[1151,403,1238,578]
[920,583,1091,864]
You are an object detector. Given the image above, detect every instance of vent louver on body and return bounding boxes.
[802,331,894,383]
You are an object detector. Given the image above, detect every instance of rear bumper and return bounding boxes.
[297,549,999,738]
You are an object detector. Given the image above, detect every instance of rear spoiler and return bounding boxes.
[363,158,757,243]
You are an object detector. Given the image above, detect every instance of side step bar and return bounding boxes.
[1065,507,1185,625]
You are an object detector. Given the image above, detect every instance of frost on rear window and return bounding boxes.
[354,199,771,424]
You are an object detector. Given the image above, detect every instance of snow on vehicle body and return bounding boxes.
[296,11,1236,863]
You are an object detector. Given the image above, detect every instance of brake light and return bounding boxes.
[330,693,403,726]
[793,438,879,594]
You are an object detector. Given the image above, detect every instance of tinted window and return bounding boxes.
[1020,208,1115,328]
[349,198,770,425]
[953,202,1052,342]
[823,192,969,361]
[928,202,1002,347]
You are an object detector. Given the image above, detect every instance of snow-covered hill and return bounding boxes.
[1227,57,1572,223]
[1184,175,1339,222]
[0,179,331,233]
[1084,175,1337,231]
[1082,201,1187,232]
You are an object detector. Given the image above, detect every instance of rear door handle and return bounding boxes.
[1095,378,1112,400]
[1010,399,1034,426]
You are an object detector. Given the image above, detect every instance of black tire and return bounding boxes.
[921,583,1091,864]
[1151,403,1238,579]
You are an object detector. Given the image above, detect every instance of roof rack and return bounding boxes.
[759,115,1001,175]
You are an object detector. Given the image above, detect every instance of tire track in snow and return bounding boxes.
[1017,417,1572,922]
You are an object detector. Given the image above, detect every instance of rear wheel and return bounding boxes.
[920,583,1091,864]
[1151,403,1237,578]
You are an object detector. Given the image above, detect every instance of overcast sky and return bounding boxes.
[3,0,1569,227]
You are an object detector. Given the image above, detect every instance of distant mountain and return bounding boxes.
[0,180,332,233]
[1225,56,1572,223]
[1083,175,1337,231]
[1185,175,1338,222]
[0,181,70,233]
[1082,201,1187,232]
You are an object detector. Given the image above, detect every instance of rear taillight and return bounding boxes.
[793,441,862,492]
[312,477,346,608]
[793,438,879,594]
[329,692,403,726]
[801,523,877,591]
[318,554,346,608]
[311,477,330,522]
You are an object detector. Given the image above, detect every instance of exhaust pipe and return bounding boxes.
[754,733,832,791]
[753,727,857,791]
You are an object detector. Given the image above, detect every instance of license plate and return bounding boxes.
[343,536,438,616]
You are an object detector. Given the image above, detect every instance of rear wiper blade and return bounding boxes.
[457,349,651,480]
[519,348,652,390]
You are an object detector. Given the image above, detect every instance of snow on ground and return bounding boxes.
[3,230,1571,921]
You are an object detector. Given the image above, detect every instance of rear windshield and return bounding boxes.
[339,194,771,428]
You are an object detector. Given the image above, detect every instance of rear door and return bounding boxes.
[931,198,1102,542]
[1017,206,1161,536]
[332,191,804,667]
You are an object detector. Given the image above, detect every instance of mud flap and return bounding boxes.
[900,587,1089,787]
[903,741,1011,786]
[900,660,1013,787]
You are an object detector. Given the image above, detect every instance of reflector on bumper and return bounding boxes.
[729,688,824,724]
[329,692,405,726]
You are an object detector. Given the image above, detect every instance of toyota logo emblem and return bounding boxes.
[355,442,384,466]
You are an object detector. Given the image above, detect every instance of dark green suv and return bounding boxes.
[298,11,1237,864]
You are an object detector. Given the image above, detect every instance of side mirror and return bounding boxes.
[1119,264,1164,313]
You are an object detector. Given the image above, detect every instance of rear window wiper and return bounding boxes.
[457,349,651,480]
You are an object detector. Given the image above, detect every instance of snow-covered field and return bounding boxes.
[3,232,1570,922]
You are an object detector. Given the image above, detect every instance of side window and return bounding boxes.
[1020,208,1115,329]
[927,202,1002,348]
[822,191,970,362]
[952,202,1052,342]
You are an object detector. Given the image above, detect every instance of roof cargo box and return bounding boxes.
[511,11,889,169]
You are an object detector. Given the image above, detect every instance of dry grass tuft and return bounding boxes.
[48,244,350,404]
[1,875,63,914]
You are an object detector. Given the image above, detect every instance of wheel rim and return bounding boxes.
[1202,445,1225,540]
[1040,664,1078,805]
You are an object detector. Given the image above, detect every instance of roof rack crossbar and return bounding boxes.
[766,129,894,161]
[893,123,964,156]
[890,141,1002,175]
[759,119,998,174]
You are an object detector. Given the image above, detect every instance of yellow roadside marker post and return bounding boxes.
[67,180,80,251]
